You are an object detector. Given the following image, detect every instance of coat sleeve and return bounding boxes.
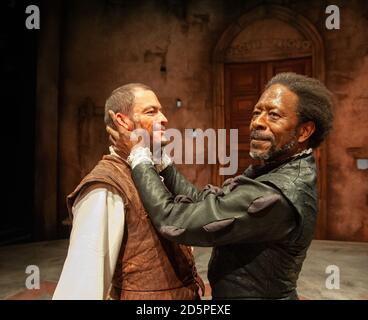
[132,163,297,247]
[160,165,204,201]
[52,185,125,300]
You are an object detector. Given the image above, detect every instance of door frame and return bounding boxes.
[211,5,328,239]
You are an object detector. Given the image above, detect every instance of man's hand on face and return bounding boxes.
[106,110,150,157]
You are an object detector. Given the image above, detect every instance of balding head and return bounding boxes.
[104,83,152,127]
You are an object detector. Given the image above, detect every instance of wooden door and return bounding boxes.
[224,57,327,239]
[224,57,312,176]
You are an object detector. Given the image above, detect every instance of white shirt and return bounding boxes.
[53,159,125,300]
[53,147,173,300]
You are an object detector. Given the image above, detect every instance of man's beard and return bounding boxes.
[249,130,298,162]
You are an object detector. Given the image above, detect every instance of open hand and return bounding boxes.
[106,110,150,156]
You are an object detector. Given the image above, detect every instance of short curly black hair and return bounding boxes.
[265,72,334,148]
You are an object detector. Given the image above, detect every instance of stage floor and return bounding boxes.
[0,239,367,300]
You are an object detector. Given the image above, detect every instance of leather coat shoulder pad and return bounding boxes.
[247,194,282,217]
[203,218,235,233]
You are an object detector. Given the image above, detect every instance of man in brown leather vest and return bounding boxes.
[53,83,204,300]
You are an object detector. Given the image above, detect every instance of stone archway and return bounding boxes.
[212,5,327,239]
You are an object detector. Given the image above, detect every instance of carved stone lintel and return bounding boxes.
[225,38,312,61]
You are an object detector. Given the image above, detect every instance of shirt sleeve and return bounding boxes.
[52,185,125,300]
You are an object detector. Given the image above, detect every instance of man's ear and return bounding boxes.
[115,113,134,131]
[298,121,315,144]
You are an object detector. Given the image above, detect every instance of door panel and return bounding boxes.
[225,57,313,176]
[269,58,312,78]
[224,57,327,240]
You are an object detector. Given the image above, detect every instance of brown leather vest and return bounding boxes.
[67,154,205,300]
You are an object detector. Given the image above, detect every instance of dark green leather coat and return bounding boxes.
[131,153,317,299]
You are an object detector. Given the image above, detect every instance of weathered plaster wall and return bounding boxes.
[304,0,368,241]
[56,0,368,240]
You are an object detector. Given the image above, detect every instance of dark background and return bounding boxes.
[0,0,38,244]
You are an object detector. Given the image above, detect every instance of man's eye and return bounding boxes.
[252,111,261,117]
[269,112,280,119]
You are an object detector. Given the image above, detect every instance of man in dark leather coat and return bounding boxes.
[107,72,334,299]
